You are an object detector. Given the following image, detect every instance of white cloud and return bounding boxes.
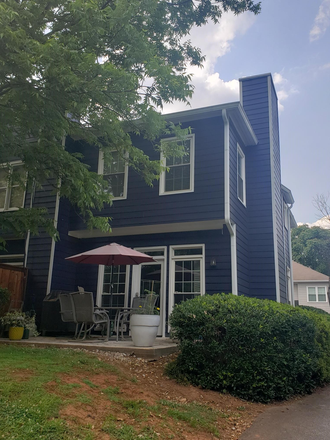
[320,62,330,70]
[273,72,298,112]
[163,12,256,114]
[310,0,330,42]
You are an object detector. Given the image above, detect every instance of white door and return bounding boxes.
[132,247,166,337]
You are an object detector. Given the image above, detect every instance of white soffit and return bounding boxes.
[69,219,226,239]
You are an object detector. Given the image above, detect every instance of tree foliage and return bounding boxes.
[291,225,330,276]
[0,0,261,240]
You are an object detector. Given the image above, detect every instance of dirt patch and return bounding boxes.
[53,351,265,439]
[9,368,34,382]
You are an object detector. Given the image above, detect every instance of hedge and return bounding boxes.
[168,294,330,402]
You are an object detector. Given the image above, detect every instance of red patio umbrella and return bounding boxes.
[66,242,155,308]
[66,242,155,266]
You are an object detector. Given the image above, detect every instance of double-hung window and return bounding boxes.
[169,245,205,310]
[237,144,246,205]
[159,135,195,195]
[0,162,26,211]
[98,265,129,319]
[307,286,327,302]
[98,150,128,200]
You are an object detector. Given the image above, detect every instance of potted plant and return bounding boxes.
[0,311,26,340]
[130,291,160,347]
[24,313,39,338]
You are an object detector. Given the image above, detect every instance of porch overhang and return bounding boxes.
[69,219,226,239]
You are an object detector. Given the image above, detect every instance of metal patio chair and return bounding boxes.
[70,291,110,340]
[59,293,80,339]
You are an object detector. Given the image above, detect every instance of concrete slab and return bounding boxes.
[240,386,330,440]
[0,336,178,360]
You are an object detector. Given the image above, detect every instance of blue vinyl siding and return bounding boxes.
[69,117,225,232]
[229,125,250,297]
[51,198,80,292]
[269,81,288,303]
[240,75,277,301]
[24,182,57,317]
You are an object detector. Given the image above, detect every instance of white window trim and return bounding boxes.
[98,150,128,200]
[96,264,131,308]
[0,161,26,212]
[133,246,167,338]
[159,134,195,196]
[237,144,246,206]
[169,244,205,314]
[307,286,327,303]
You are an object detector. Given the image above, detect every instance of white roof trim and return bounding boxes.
[163,102,257,146]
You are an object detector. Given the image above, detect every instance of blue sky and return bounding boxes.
[163,0,330,224]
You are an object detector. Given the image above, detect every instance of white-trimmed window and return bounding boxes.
[159,135,195,195]
[0,162,26,211]
[237,144,246,205]
[97,265,130,318]
[169,244,205,310]
[307,286,327,302]
[98,150,128,200]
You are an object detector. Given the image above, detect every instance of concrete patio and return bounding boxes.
[0,336,178,360]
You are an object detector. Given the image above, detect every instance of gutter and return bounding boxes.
[222,109,238,295]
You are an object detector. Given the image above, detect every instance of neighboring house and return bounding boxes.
[1,73,296,335]
[292,261,330,313]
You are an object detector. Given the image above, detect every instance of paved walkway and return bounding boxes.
[0,336,178,360]
[240,386,330,440]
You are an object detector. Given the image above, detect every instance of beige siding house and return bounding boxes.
[293,261,330,313]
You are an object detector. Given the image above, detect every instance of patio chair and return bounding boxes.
[70,291,110,340]
[59,293,79,339]
[115,293,158,342]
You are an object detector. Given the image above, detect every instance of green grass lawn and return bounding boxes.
[0,345,228,440]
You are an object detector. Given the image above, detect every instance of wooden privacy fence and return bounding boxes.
[0,264,28,311]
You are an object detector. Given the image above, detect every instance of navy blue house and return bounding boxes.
[2,73,296,336]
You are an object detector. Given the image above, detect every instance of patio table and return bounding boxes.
[100,306,134,339]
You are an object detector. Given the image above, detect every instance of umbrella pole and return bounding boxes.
[110,267,113,309]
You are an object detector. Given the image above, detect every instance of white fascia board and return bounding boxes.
[69,219,226,239]
[294,280,329,284]
[163,102,258,147]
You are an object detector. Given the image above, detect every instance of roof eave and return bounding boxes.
[163,102,258,146]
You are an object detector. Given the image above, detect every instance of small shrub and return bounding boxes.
[168,294,330,403]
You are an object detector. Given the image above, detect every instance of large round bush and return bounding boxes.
[168,294,330,402]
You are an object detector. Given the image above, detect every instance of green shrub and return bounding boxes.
[168,294,330,403]
[298,305,329,315]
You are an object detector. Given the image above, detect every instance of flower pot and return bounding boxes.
[9,326,24,340]
[130,314,160,347]
[22,328,30,339]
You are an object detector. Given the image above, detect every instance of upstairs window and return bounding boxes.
[237,144,246,205]
[308,286,327,302]
[159,135,195,195]
[0,163,26,211]
[98,150,128,200]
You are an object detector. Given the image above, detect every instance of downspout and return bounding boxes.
[24,179,36,268]
[222,109,238,295]
[288,206,295,306]
[46,136,65,294]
